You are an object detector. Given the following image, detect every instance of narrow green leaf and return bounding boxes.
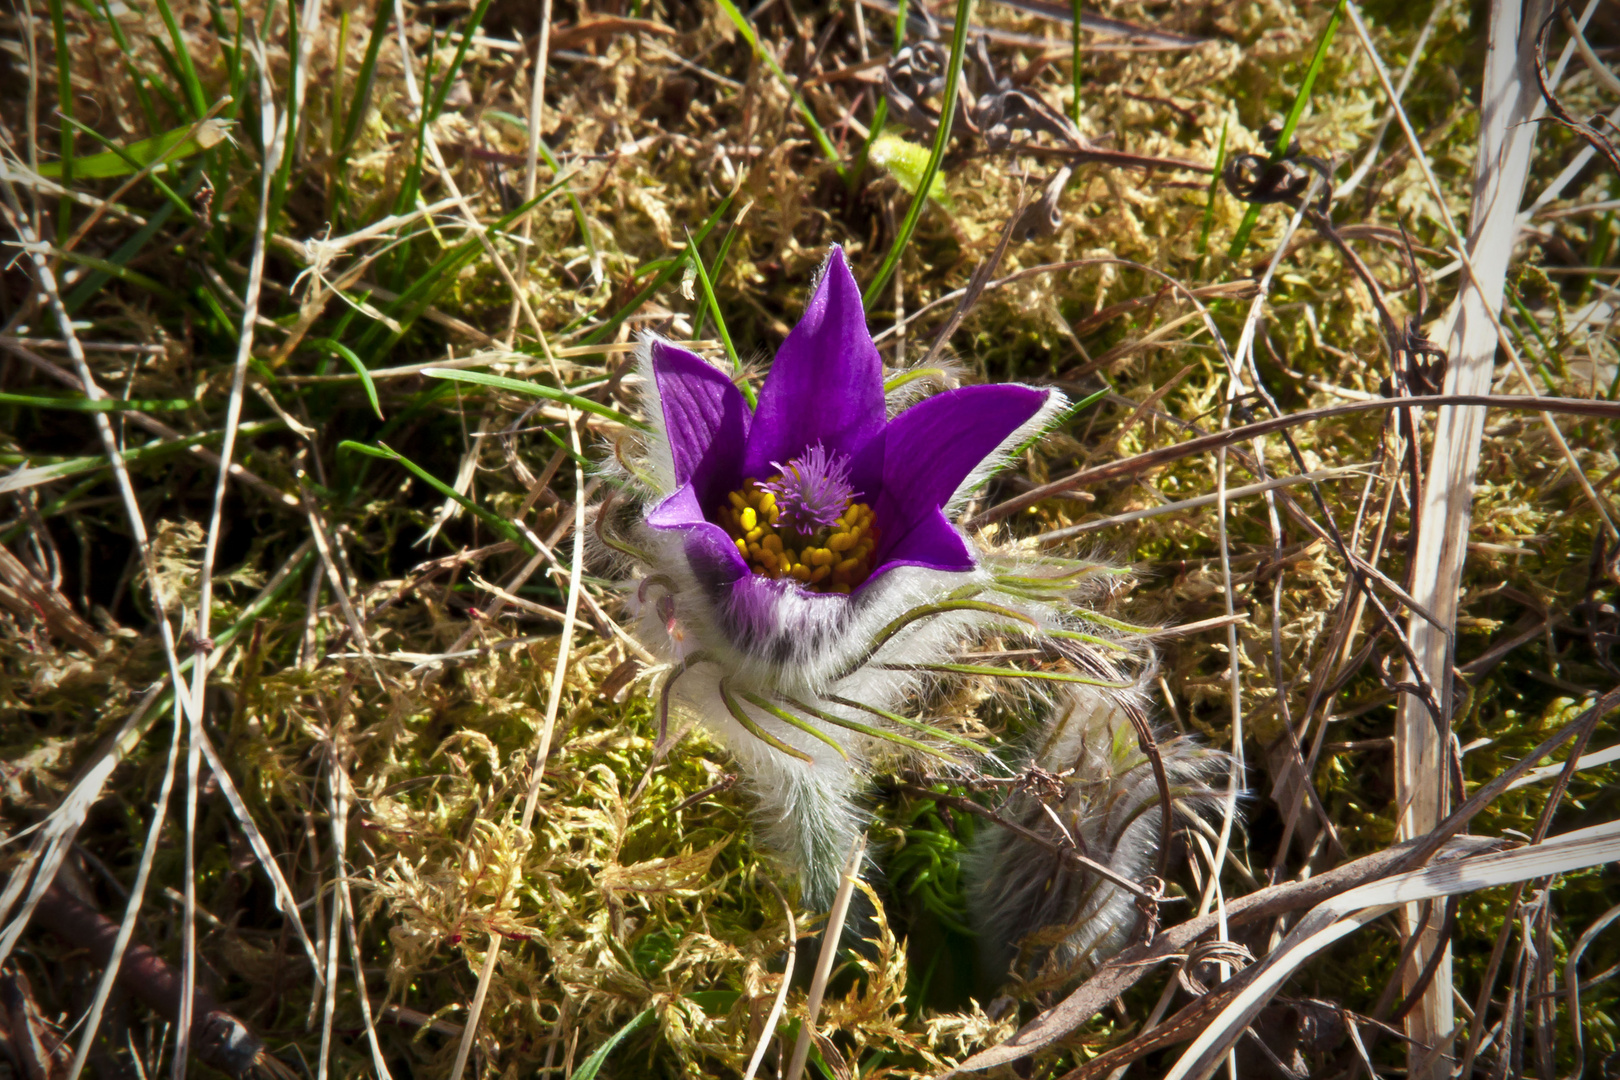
[720,680,814,763]
[863,0,974,307]
[683,229,753,407]
[778,694,960,761]
[420,368,645,429]
[878,662,1134,688]
[580,194,734,346]
[1196,118,1228,257]
[0,420,282,495]
[0,392,191,413]
[41,119,232,180]
[824,694,986,755]
[314,338,383,418]
[425,0,495,124]
[338,440,528,549]
[739,692,850,760]
[1227,0,1344,259]
[151,0,208,118]
[713,0,842,169]
[568,1009,655,1080]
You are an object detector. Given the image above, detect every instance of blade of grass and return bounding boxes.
[714,0,842,169]
[314,338,383,418]
[683,228,753,406]
[862,0,973,307]
[1226,0,1344,259]
[579,192,734,346]
[338,440,528,549]
[359,173,575,359]
[1196,118,1228,257]
[151,0,208,118]
[46,116,229,181]
[419,367,646,429]
[425,0,495,124]
[332,0,390,208]
[91,0,160,131]
[49,0,73,240]
[65,166,203,312]
[692,204,748,340]
[0,392,191,412]
[568,1009,655,1080]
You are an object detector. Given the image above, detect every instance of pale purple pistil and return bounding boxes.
[761,443,854,536]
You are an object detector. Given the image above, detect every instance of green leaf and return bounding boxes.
[863,0,974,307]
[338,440,527,549]
[314,338,382,418]
[1227,0,1344,259]
[37,120,232,179]
[683,230,753,407]
[420,368,646,429]
[568,1008,655,1080]
[0,392,192,413]
[713,0,841,169]
[1197,118,1229,257]
[581,194,734,346]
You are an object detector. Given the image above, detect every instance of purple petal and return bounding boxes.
[865,384,1052,572]
[652,340,750,506]
[678,517,752,587]
[868,511,975,576]
[743,247,886,479]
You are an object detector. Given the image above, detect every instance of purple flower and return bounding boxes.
[619,246,1070,905]
[643,247,1053,621]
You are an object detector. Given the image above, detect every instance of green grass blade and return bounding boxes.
[862,0,974,307]
[92,0,160,131]
[0,420,282,495]
[0,392,192,413]
[420,368,645,429]
[683,229,753,406]
[1196,118,1228,257]
[692,213,743,340]
[713,0,842,169]
[50,0,74,239]
[52,248,180,300]
[568,1009,655,1080]
[777,694,958,761]
[333,0,392,200]
[823,694,986,755]
[1226,0,1344,259]
[151,0,209,118]
[580,193,734,346]
[65,178,190,311]
[360,175,574,358]
[338,440,527,549]
[485,111,602,283]
[878,662,1134,688]
[51,117,214,219]
[314,338,383,418]
[425,0,495,124]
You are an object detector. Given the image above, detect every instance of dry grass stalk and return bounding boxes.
[1374,0,1546,1073]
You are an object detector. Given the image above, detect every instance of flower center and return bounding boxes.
[719,448,879,594]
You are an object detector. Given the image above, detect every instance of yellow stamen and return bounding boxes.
[718,477,880,593]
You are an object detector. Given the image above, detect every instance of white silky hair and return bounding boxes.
[965,682,1235,982]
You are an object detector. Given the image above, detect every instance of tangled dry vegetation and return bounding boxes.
[2,0,1620,1076]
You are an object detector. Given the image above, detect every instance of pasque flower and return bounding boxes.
[607,247,1213,918]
